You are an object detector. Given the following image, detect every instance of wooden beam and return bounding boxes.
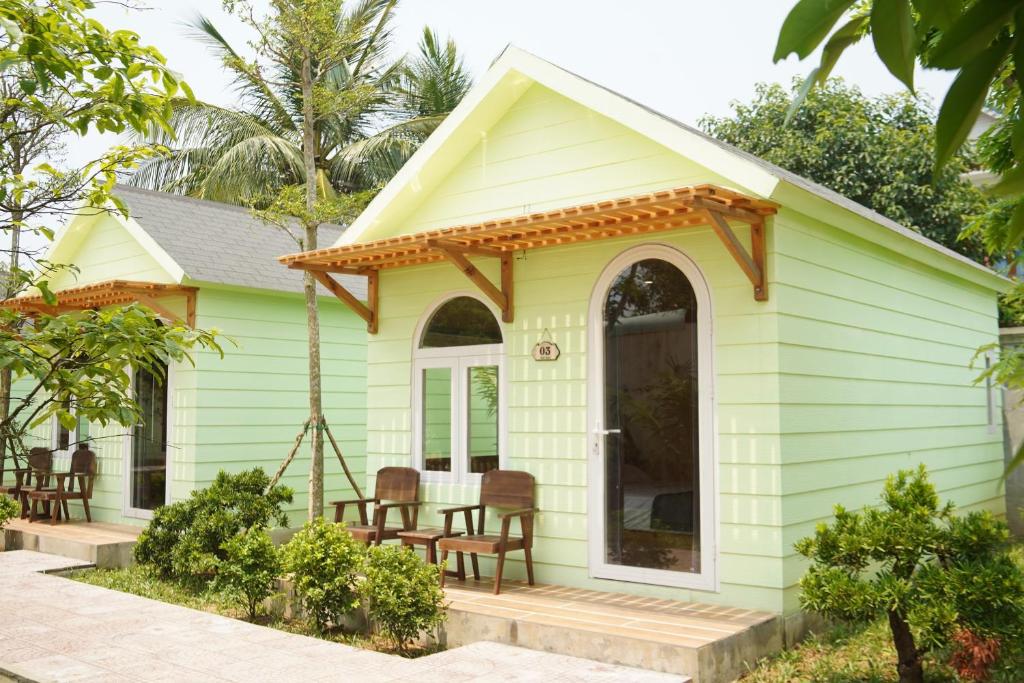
[135,294,184,326]
[500,253,513,323]
[311,270,377,331]
[366,270,379,334]
[185,290,197,328]
[435,246,511,320]
[425,238,507,256]
[287,262,373,275]
[705,210,766,301]
[750,219,767,301]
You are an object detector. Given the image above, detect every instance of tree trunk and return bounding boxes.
[888,610,924,683]
[0,212,21,472]
[300,49,324,520]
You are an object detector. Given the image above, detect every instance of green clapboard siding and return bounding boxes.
[360,80,1004,615]
[15,211,368,527]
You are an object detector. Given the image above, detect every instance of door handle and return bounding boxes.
[594,429,621,436]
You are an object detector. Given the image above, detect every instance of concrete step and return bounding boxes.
[2,518,139,568]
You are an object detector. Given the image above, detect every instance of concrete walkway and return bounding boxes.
[0,551,685,682]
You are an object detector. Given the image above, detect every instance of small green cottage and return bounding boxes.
[281,47,1009,617]
[14,187,368,526]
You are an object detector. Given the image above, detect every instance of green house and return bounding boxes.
[16,187,368,525]
[282,47,1009,617]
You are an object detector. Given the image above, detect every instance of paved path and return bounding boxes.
[0,551,684,682]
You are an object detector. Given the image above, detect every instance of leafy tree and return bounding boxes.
[700,79,987,260]
[215,528,282,620]
[280,517,364,632]
[796,466,1024,683]
[0,491,17,529]
[130,1,470,518]
[362,544,446,653]
[134,468,293,583]
[0,0,221,465]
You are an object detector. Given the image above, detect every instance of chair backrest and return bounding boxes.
[480,470,534,509]
[70,448,96,498]
[27,447,52,471]
[374,466,419,502]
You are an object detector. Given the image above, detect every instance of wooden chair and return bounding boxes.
[0,448,52,518]
[438,470,537,595]
[28,447,95,525]
[329,467,420,545]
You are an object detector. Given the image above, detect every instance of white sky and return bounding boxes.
[29,0,959,253]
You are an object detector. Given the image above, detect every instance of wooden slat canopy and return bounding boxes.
[280,184,778,333]
[1,279,198,327]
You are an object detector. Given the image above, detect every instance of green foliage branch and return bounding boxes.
[134,468,293,584]
[280,516,364,632]
[796,465,1024,683]
[362,544,446,653]
[214,528,282,620]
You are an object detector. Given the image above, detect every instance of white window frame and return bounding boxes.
[122,361,175,520]
[586,243,719,592]
[411,292,506,485]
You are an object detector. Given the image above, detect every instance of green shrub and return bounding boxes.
[134,468,292,584]
[214,528,281,620]
[363,545,447,653]
[281,517,364,632]
[0,494,19,529]
[796,465,1024,683]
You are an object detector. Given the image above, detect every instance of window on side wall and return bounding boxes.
[52,400,90,455]
[413,296,503,483]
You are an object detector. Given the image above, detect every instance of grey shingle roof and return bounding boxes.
[114,186,367,299]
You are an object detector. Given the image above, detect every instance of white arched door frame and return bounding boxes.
[586,242,719,592]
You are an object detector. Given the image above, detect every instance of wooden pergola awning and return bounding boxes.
[1,280,198,327]
[280,184,778,333]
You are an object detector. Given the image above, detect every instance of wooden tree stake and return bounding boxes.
[268,420,310,490]
[324,420,364,499]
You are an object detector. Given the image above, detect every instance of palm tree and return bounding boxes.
[131,6,472,208]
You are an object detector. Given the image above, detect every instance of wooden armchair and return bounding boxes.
[29,447,95,525]
[0,448,52,518]
[438,470,537,595]
[330,466,420,546]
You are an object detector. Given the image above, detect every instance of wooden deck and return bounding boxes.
[2,518,140,568]
[442,577,781,682]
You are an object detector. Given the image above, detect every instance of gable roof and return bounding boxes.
[51,186,366,299]
[335,45,1006,293]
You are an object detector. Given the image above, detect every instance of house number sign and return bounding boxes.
[532,329,560,361]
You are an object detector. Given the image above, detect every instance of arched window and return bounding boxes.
[413,295,504,482]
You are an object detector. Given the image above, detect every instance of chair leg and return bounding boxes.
[524,548,535,586]
[49,498,59,525]
[81,496,92,523]
[493,549,506,595]
[61,499,69,521]
[30,496,38,523]
[456,552,466,580]
[439,550,449,588]
[470,553,480,580]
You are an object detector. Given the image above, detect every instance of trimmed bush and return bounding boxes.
[796,465,1024,683]
[0,494,18,530]
[134,468,292,584]
[214,528,281,620]
[281,517,364,632]
[363,545,447,653]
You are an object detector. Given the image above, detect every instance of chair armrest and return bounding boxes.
[329,497,378,506]
[498,507,537,520]
[437,504,483,516]
[376,501,422,511]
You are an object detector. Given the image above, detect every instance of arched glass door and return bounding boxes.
[589,248,715,589]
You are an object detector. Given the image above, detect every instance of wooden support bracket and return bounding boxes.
[705,210,767,301]
[431,241,514,322]
[311,270,378,333]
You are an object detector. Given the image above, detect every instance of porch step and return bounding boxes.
[442,579,780,683]
[2,518,139,568]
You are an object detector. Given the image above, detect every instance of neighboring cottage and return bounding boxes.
[281,47,1009,618]
[13,187,368,525]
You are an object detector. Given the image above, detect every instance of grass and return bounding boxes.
[69,565,441,658]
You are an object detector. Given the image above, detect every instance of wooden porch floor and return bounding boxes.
[4,517,140,545]
[444,577,773,650]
